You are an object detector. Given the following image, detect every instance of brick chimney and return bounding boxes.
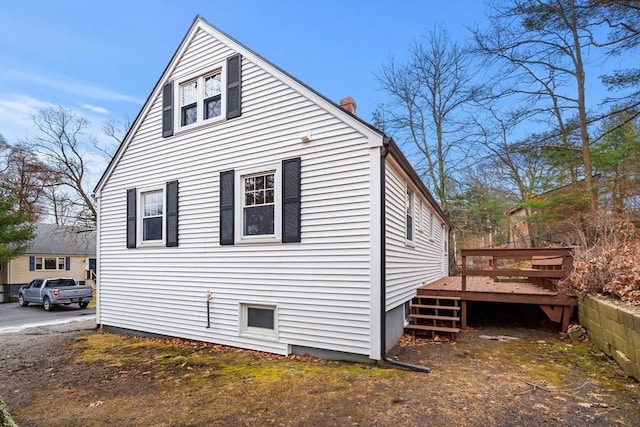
[339,97,357,115]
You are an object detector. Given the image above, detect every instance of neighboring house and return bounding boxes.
[0,223,96,303]
[508,176,599,248]
[93,16,450,362]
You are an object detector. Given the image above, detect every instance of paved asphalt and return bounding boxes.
[0,301,96,334]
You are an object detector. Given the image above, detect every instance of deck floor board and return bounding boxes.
[418,276,577,306]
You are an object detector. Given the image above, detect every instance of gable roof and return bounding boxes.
[94,15,384,195]
[25,223,96,256]
[92,16,450,230]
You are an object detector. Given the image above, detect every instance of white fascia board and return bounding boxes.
[94,21,212,195]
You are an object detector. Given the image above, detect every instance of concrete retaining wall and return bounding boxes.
[578,294,640,381]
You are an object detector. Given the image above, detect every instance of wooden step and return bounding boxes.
[405,324,460,333]
[411,304,460,311]
[410,313,461,321]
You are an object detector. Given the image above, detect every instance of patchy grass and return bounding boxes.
[4,329,640,427]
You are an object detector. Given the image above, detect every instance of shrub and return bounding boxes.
[568,218,640,305]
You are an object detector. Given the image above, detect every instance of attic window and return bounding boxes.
[204,73,222,119]
[178,69,223,129]
[163,54,241,137]
[180,80,198,126]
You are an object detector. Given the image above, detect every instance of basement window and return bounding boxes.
[240,303,278,340]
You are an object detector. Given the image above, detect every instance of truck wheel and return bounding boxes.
[18,294,29,307]
[43,296,52,312]
[79,302,89,309]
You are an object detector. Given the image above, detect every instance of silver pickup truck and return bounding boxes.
[18,277,93,311]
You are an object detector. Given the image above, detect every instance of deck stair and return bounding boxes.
[405,294,461,338]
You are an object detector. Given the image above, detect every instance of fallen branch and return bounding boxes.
[520,379,551,392]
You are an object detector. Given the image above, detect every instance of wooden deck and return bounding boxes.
[420,275,576,304]
[408,248,578,334]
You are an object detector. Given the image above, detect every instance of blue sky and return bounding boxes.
[0,0,488,147]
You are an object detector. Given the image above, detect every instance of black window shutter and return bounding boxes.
[29,256,35,271]
[126,188,137,248]
[220,170,235,245]
[226,54,242,119]
[282,157,302,243]
[65,257,71,270]
[166,180,179,247]
[162,81,174,137]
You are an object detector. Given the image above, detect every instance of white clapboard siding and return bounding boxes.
[98,26,376,357]
[384,158,447,311]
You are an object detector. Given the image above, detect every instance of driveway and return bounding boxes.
[0,302,96,333]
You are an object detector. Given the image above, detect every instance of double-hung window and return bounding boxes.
[429,211,434,239]
[204,73,222,119]
[126,181,179,248]
[178,69,224,129]
[32,256,69,271]
[243,172,275,236]
[141,189,164,244]
[406,189,414,242]
[220,158,301,246]
[180,80,198,126]
[235,165,280,242]
[162,54,241,138]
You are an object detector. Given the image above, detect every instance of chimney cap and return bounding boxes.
[339,97,357,115]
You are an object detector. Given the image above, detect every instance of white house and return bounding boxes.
[94,16,450,362]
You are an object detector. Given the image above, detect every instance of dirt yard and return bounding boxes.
[1,320,639,427]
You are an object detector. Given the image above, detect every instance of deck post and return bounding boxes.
[461,252,467,291]
[461,301,467,328]
[561,306,573,332]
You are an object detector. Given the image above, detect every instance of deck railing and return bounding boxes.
[460,248,573,292]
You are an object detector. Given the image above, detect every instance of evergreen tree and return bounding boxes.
[0,193,34,264]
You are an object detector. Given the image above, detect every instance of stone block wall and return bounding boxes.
[578,294,640,381]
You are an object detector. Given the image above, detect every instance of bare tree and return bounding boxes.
[101,118,130,156]
[0,139,58,222]
[42,184,75,225]
[473,0,601,207]
[31,105,97,223]
[595,0,640,126]
[376,26,478,214]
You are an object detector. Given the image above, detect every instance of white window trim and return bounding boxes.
[429,211,435,240]
[235,163,281,244]
[35,256,66,271]
[405,187,415,246]
[137,185,165,247]
[174,62,227,132]
[239,302,279,341]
